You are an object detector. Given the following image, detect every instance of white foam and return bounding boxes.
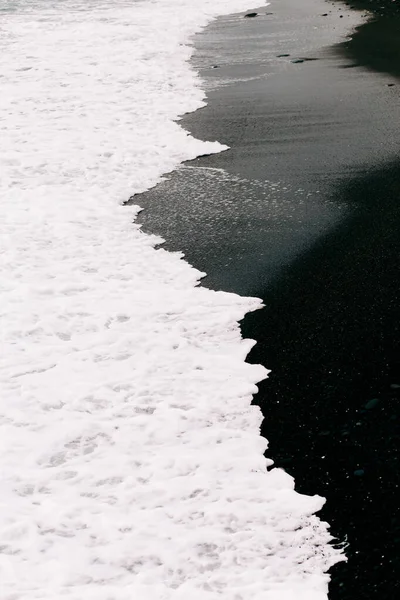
[0,1,343,598]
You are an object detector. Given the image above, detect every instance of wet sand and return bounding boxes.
[135,0,400,597]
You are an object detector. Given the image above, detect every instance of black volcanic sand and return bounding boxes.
[333,0,400,76]
[134,1,400,598]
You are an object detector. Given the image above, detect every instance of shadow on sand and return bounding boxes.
[242,147,400,600]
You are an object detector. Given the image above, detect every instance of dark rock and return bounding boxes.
[244,13,258,18]
[276,53,290,58]
[321,13,328,16]
[211,65,220,69]
[291,59,305,64]
[387,83,396,87]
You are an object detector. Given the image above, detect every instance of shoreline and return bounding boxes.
[2,1,344,597]
[137,1,369,296]
[136,1,400,598]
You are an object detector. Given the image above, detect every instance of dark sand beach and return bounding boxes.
[135,0,399,597]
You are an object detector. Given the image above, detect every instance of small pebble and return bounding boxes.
[365,398,380,410]
[354,469,365,477]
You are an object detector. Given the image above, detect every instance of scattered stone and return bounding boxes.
[365,398,380,410]
[354,469,365,477]
[244,12,258,18]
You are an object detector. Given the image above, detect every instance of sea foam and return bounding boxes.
[0,1,342,598]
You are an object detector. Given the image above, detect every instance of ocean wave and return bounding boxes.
[0,1,342,598]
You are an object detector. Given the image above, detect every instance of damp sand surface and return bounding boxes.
[137,1,400,598]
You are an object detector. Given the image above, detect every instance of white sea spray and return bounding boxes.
[0,1,343,598]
